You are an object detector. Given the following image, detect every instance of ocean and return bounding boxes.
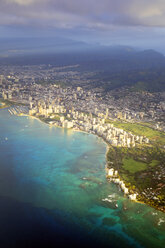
[0,108,164,248]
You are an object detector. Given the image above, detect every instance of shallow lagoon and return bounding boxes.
[0,109,164,247]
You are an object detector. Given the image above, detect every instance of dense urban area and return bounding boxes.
[0,64,165,212]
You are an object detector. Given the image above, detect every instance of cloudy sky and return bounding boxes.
[0,0,165,50]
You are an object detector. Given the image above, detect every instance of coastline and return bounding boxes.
[18,112,153,210]
[4,108,165,213]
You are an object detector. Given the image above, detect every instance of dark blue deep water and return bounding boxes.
[0,108,164,248]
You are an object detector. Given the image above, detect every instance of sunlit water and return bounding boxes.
[0,108,164,248]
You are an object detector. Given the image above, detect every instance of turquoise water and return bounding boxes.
[0,108,164,248]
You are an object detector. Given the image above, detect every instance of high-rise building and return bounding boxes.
[0,75,4,85]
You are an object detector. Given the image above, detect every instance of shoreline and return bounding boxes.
[20,113,108,145]
[5,108,165,213]
[19,112,157,211]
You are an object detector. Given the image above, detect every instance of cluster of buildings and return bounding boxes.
[106,168,137,201]
[27,100,149,147]
[0,63,164,133]
[0,64,164,141]
[105,88,165,131]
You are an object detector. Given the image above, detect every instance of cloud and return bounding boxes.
[0,0,165,30]
[5,0,37,5]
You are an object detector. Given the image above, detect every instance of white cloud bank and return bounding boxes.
[0,0,165,29]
